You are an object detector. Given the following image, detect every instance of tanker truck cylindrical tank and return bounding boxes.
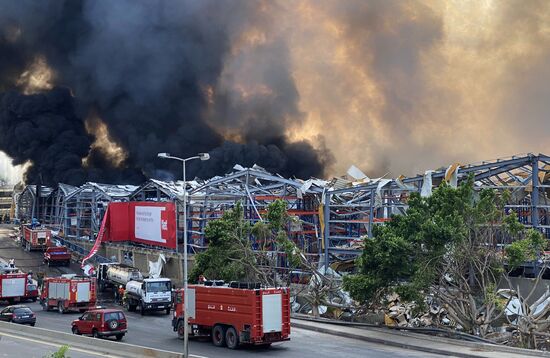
[106,266,143,286]
[126,280,143,296]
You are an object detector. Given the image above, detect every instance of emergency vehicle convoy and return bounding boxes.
[40,275,97,313]
[20,224,51,251]
[172,281,291,349]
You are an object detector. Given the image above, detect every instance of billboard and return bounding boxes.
[103,202,176,249]
[131,202,176,248]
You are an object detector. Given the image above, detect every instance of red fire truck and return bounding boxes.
[0,273,32,304]
[21,225,51,251]
[171,282,291,349]
[43,246,71,266]
[40,276,97,314]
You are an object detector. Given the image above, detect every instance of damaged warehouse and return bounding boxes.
[14,153,550,270]
[10,155,550,281]
[10,152,550,343]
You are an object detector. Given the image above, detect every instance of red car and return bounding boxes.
[71,308,127,340]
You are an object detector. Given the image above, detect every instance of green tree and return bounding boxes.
[190,200,300,284]
[190,202,254,282]
[343,177,546,335]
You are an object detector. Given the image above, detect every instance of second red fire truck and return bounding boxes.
[172,281,291,349]
[40,275,97,313]
[20,225,51,251]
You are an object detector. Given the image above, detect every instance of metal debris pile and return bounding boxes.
[383,293,457,328]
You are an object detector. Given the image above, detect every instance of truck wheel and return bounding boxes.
[212,325,226,347]
[72,326,80,335]
[115,334,124,341]
[225,326,239,349]
[165,307,171,315]
[140,303,145,316]
[58,301,65,314]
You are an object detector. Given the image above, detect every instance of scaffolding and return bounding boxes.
[23,182,137,240]
[322,153,550,265]
[188,166,324,263]
[16,185,53,222]
[130,168,325,263]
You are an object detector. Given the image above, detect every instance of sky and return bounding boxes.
[1,0,550,184]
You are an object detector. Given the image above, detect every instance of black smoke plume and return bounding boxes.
[0,0,331,185]
[0,88,145,186]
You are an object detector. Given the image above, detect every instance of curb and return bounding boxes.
[292,318,550,358]
[291,320,479,358]
[0,321,183,358]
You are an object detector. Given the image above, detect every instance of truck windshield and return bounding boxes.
[146,281,171,293]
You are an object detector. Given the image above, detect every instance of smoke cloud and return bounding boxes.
[1,1,550,186]
[274,1,550,176]
[0,0,331,185]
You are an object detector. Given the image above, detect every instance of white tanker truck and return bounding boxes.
[96,263,143,291]
[125,278,172,315]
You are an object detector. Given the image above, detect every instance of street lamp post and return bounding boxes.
[157,152,209,358]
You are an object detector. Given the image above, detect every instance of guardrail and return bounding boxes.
[54,236,113,264]
[0,320,182,358]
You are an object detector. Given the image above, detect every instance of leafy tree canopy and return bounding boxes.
[343,177,546,305]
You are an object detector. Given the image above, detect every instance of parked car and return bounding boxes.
[71,308,127,340]
[0,305,36,326]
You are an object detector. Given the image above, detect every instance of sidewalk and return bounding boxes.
[292,318,550,358]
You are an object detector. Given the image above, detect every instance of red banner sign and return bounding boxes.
[81,205,110,268]
[102,201,176,249]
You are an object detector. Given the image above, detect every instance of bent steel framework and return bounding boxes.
[14,153,550,267]
[322,153,550,265]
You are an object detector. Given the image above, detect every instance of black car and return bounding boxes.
[0,305,36,326]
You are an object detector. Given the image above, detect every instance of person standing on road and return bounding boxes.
[122,290,128,307]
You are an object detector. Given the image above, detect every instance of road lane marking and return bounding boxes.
[0,331,119,357]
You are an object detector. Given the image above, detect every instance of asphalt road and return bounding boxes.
[24,300,444,358]
[0,226,441,358]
